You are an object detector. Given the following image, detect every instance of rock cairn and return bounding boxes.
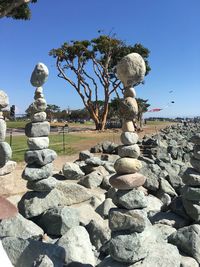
[182,133,200,221]
[0,91,17,186]
[22,63,57,194]
[108,53,150,264]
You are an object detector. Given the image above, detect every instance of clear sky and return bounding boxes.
[0,0,200,117]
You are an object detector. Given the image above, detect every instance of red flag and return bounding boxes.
[148,108,162,112]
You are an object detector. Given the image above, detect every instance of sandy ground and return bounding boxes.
[1,123,174,202]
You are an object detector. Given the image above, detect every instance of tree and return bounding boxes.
[0,0,37,20]
[136,98,150,130]
[50,35,151,130]
[46,104,61,122]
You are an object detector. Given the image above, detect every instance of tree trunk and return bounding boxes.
[139,113,143,130]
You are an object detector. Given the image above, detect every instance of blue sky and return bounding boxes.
[0,0,200,117]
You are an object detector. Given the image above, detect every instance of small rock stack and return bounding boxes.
[108,53,150,264]
[0,90,17,186]
[22,63,57,193]
[182,133,200,221]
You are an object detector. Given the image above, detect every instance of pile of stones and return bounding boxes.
[0,90,17,191]
[22,63,58,193]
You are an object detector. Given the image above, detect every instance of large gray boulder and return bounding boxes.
[57,226,96,265]
[22,163,53,181]
[168,224,200,264]
[2,237,65,267]
[37,206,80,236]
[27,176,58,192]
[27,137,49,150]
[25,121,50,137]
[0,213,43,239]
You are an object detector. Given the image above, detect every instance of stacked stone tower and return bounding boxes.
[182,133,200,221]
[108,53,150,264]
[22,63,57,193]
[0,91,17,189]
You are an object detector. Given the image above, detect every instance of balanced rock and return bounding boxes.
[31,112,47,122]
[124,87,136,98]
[0,119,6,142]
[0,142,12,167]
[30,63,49,87]
[109,173,146,190]
[114,157,142,174]
[27,137,49,150]
[25,121,50,138]
[33,98,47,112]
[119,97,138,120]
[22,163,53,181]
[116,53,146,87]
[0,90,9,109]
[120,131,138,145]
[25,149,57,166]
[118,144,140,158]
[122,120,135,132]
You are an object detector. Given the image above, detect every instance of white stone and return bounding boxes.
[32,98,47,112]
[27,137,49,150]
[31,112,47,122]
[116,53,146,87]
[0,119,6,142]
[122,120,135,132]
[30,63,49,87]
[0,90,9,109]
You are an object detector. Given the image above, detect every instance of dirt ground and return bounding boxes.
[2,122,174,203]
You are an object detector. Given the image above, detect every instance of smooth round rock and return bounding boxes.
[122,120,135,132]
[190,157,200,173]
[31,112,47,122]
[120,97,138,120]
[194,145,200,160]
[0,119,6,142]
[27,137,49,150]
[109,173,146,190]
[114,157,142,174]
[32,98,47,112]
[25,121,50,137]
[0,90,9,109]
[30,63,49,87]
[124,87,136,98]
[120,132,139,145]
[118,144,140,158]
[0,142,12,167]
[116,53,146,87]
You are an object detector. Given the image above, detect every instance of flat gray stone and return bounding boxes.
[25,149,57,166]
[32,98,47,112]
[57,226,96,265]
[0,142,12,167]
[27,176,57,191]
[0,213,43,239]
[30,63,49,87]
[0,119,6,142]
[2,237,65,267]
[109,208,148,233]
[27,137,49,150]
[120,132,139,145]
[113,189,147,209]
[62,162,84,180]
[160,178,177,197]
[0,90,9,109]
[22,163,53,181]
[168,224,200,264]
[37,206,79,236]
[31,112,47,122]
[78,170,103,189]
[25,121,50,137]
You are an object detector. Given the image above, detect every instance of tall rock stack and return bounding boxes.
[0,91,17,189]
[182,133,200,221]
[108,53,149,264]
[22,63,57,193]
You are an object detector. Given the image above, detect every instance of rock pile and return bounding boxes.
[181,133,200,221]
[0,90,17,195]
[21,63,58,195]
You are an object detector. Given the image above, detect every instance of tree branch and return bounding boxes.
[0,0,31,18]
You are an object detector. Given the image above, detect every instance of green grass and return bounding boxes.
[7,120,28,129]
[145,120,174,126]
[6,133,89,162]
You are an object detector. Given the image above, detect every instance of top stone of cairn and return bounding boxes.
[30,63,49,87]
[0,90,9,109]
[116,53,146,87]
